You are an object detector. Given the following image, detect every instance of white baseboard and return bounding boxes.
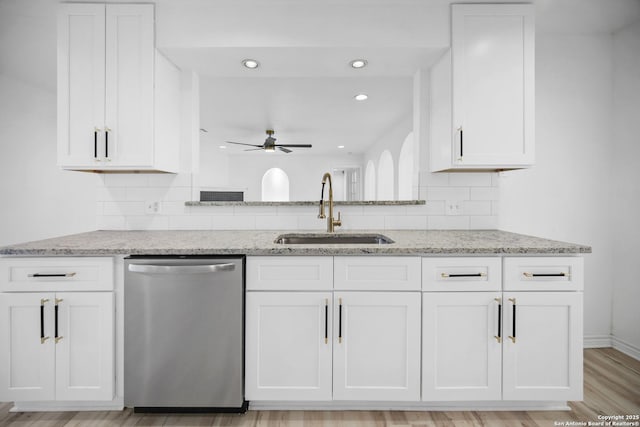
[612,335,640,361]
[249,401,570,412]
[584,334,613,348]
[11,398,124,412]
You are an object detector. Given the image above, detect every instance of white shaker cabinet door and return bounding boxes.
[55,292,114,401]
[422,292,502,401]
[104,4,154,168]
[333,292,421,401]
[245,292,332,401]
[0,293,56,402]
[502,292,583,401]
[57,3,106,167]
[451,4,534,168]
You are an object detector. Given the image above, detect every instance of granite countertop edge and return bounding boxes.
[0,229,593,256]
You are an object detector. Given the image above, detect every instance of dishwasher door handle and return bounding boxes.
[128,263,236,274]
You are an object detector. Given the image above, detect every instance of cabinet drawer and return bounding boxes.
[247,256,333,291]
[0,257,114,292]
[503,257,583,291]
[422,257,501,291]
[334,257,421,291]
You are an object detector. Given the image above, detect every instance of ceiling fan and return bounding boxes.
[225,129,312,153]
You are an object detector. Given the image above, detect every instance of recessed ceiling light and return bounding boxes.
[242,59,260,69]
[219,145,227,149]
[350,59,368,69]
[354,93,368,101]
[338,145,345,149]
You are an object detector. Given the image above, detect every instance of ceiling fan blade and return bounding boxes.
[276,144,312,148]
[244,148,264,151]
[226,141,262,147]
[277,147,292,153]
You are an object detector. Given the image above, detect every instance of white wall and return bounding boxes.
[499,34,614,344]
[363,116,412,199]
[611,20,640,354]
[0,75,98,246]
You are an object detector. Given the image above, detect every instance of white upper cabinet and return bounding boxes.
[430,4,535,171]
[57,3,180,173]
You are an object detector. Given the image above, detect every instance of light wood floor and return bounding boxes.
[1,348,638,427]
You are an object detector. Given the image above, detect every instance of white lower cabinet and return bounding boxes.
[502,292,583,401]
[422,292,502,401]
[246,255,584,406]
[0,292,114,402]
[245,292,332,401]
[333,292,421,401]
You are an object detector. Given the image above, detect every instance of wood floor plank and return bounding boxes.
[0,348,638,427]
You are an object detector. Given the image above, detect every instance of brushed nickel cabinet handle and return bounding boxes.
[494,297,502,343]
[441,272,486,278]
[523,272,570,278]
[29,272,76,278]
[55,298,63,344]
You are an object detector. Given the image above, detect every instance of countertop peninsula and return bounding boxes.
[0,229,591,256]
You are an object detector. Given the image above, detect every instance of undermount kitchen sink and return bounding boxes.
[274,233,395,245]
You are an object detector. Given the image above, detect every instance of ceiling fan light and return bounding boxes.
[354,93,368,101]
[350,59,368,69]
[264,146,276,152]
[242,59,260,69]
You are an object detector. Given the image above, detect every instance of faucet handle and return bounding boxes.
[334,211,342,227]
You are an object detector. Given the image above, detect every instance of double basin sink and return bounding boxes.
[274,233,394,245]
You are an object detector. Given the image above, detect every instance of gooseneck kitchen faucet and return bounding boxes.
[318,172,342,232]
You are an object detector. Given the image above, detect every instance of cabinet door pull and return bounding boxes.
[508,298,516,343]
[459,126,463,157]
[29,272,76,278]
[441,272,486,278]
[40,298,50,344]
[104,127,111,160]
[94,127,100,160]
[55,298,63,343]
[324,298,329,344]
[523,272,570,278]
[494,297,502,343]
[338,297,343,344]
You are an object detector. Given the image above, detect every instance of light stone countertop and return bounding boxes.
[0,230,591,256]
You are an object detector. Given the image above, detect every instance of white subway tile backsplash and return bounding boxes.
[237,206,278,216]
[470,216,499,229]
[470,187,499,201]
[420,171,449,186]
[340,215,385,230]
[148,173,192,188]
[126,187,167,202]
[255,215,299,230]
[426,187,470,201]
[95,186,127,202]
[95,169,500,231]
[463,200,492,216]
[385,215,427,229]
[168,215,211,230]
[428,215,470,230]
[187,205,235,216]
[97,215,126,230]
[362,205,406,216]
[448,173,493,187]
[103,173,149,187]
[297,215,327,230]
[126,216,170,230]
[162,187,191,201]
[211,215,256,230]
[161,201,188,215]
[103,201,145,216]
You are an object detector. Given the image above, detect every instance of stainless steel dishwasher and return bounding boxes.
[124,256,246,412]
